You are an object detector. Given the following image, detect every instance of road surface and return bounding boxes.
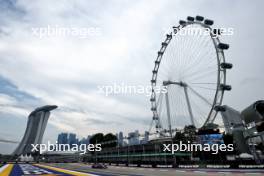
[0,163,96,176]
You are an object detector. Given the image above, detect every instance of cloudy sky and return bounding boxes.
[0,0,263,154]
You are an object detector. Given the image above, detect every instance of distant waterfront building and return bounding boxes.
[144,131,149,141]
[117,132,124,146]
[79,137,88,145]
[13,105,58,155]
[87,135,91,144]
[68,133,77,148]
[57,133,88,146]
[57,133,68,144]
[128,130,140,145]
[141,131,149,144]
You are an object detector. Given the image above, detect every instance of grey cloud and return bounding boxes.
[239,77,264,86]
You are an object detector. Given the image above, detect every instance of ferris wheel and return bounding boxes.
[150,16,232,136]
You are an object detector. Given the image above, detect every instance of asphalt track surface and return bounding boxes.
[0,163,97,176]
[1,163,264,176]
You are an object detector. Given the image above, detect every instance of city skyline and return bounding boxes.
[0,0,264,154]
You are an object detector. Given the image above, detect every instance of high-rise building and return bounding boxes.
[57,133,68,144]
[79,137,88,145]
[87,135,91,144]
[68,133,77,148]
[13,105,57,155]
[128,130,140,145]
[141,131,149,144]
[118,132,124,146]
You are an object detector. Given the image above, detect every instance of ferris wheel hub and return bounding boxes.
[163,80,187,87]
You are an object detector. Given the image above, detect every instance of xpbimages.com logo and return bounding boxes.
[163,141,234,154]
[31,141,102,154]
[97,83,167,96]
[162,26,234,38]
[31,25,102,39]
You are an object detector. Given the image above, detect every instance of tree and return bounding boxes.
[183,125,197,143]
[89,133,117,148]
[89,133,104,144]
[198,123,220,135]
[103,133,117,148]
[173,131,186,143]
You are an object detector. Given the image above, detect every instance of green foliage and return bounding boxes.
[173,131,186,143]
[90,133,104,144]
[183,125,197,142]
[103,133,117,148]
[90,133,117,148]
